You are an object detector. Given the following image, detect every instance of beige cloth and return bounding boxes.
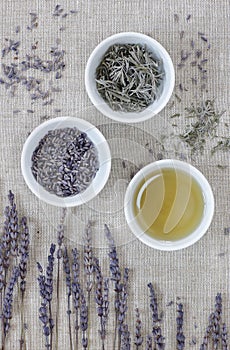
[0,0,229,348]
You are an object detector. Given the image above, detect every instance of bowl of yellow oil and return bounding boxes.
[124,159,214,251]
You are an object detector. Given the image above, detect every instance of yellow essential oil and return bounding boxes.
[133,168,205,241]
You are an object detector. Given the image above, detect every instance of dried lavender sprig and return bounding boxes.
[105,224,121,350]
[118,268,129,348]
[19,216,30,350]
[19,217,30,295]
[146,335,153,350]
[148,283,165,350]
[63,246,73,350]
[2,266,19,337]
[134,308,143,348]
[200,312,215,350]
[37,263,50,349]
[121,323,131,350]
[212,293,222,349]
[56,208,66,349]
[80,291,88,349]
[72,248,81,349]
[8,191,19,257]
[94,258,108,350]
[222,323,228,350]
[83,222,94,293]
[176,303,185,350]
[37,244,56,349]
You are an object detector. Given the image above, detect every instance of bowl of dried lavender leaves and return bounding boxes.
[21,117,111,207]
[85,32,175,123]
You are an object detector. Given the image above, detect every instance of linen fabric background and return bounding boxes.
[0,0,229,349]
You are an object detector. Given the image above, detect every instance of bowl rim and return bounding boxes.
[124,159,215,251]
[85,31,175,123]
[21,116,111,207]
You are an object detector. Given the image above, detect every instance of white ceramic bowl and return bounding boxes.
[124,159,214,251]
[21,117,111,207]
[85,32,175,123]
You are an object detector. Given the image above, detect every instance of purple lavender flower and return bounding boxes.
[37,244,56,349]
[105,224,122,349]
[121,323,131,350]
[80,291,88,349]
[148,283,165,350]
[134,308,143,348]
[222,323,228,350]
[72,248,81,349]
[146,335,153,350]
[2,266,19,336]
[84,221,94,293]
[212,293,222,349]
[176,303,185,350]
[63,246,73,350]
[94,258,109,349]
[8,191,19,257]
[19,217,30,295]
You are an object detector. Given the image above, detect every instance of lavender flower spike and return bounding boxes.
[72,248,81,348]
[84,221,94,293]
[19,216,30,295]
[134,308,143,348]
[176,303,185,350]
[222,323,228,350]
[80,291,88,349]
[3,266,19,336]
[146,335,153,350]
[148,283,165,350]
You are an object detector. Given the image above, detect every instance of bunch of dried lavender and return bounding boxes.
[134,308,143,349]
[148,282,165,350]
[180,100,224,154]
[176,303,185,350]
[105,224,121,350]
[37,244,56,349]
[94,258,109,350]
[0,191,30,350]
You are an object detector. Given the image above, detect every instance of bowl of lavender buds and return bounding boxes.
[21,117,111,207]
[85,32,175,123]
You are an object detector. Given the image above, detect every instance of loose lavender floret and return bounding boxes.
[3,266,19,336]
[148,283,165,350]
[176,303,185,350]
[146,335,153,350]
[134,308,143,348]
[31,127,99,197]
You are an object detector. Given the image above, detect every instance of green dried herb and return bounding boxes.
[180,100,224,154]
[212,138,230,154]
[96,43,163,112]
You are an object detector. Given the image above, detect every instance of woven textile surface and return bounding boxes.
[0,0,229,349]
